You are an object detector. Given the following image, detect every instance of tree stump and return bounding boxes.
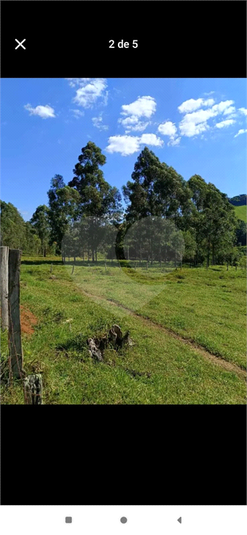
[87,324,133,362]
[87,338,103,361]
[24,374,43,404]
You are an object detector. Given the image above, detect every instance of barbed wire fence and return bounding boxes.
[0,246,43,404]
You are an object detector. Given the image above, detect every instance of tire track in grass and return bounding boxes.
[81,288,246,380]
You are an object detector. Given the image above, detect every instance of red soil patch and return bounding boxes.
[20,305,38,336]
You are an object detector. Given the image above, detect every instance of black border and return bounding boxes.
[1,405,246,505]
[1,1,246,77]
[1,0,246,2]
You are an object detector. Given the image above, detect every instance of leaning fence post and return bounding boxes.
[8,249,23,378]
[0,246,9,331]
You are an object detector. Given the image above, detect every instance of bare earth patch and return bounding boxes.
[20,305,38,336]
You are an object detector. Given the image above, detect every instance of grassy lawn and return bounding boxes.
[1,256,246,405]
[67,260,246,368]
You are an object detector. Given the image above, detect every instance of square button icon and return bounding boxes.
[65,517,72,523]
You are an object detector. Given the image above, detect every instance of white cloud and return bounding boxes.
[70,109,84,119]
[129,121,150,132]
[106,93,246,154]
[118,96,156,133]
[234,128,247,138]
[92,114,109,131]
[24,104,56,119]
[180,121,209,138]
[106,132,163,156]
[223,105,236,116]
[119,115,150,132]
[178,99,238,138]
[158,121,177,137]
[212,100,234,114]
[139,133,163,146]
[215,119,236,129]
[179,108,216,137]
[66,78,91,87]
[239,107,247,116]
[120,115,138,126]
[178,98,215,114]
[121,96,156,118]
[168,136,181,147]
[157,120,180,146]
[106,135,141,156]
[67,78,108,108]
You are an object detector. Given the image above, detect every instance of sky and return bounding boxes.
[1,78,246,221]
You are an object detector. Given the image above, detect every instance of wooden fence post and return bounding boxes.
[8,249,23,378]
[0,246,9,331]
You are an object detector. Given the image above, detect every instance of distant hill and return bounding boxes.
[234,205,247,223]
[227,194,247,222]
[228,194,247,206]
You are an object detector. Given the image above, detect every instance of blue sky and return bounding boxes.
[1,78,246,221]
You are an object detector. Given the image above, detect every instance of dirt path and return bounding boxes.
[81,289,246,379]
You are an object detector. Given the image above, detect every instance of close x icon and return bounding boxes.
[15,38,26,50]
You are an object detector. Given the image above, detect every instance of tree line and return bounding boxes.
[1,141,246,268]
[228,194,247,206]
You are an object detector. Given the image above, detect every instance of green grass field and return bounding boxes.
[234,205,247,222]
[1,257,246,405]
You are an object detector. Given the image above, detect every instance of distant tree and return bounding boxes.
[123,147,164,221]
[228,194,247,206]
[30,205,50,257]
[186,177,237,267]
[187,175,208,212]
[235,219,246,246]
[154,164,192,225]
[182,230,197,265]
[0,201,26,249]
[69,141,122,217]
[62,223,81,262]
[203,184,237,267]
[123,147,192,226]
[23,221,41,255]
[47,174,81,254]
[68,142,122,261]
